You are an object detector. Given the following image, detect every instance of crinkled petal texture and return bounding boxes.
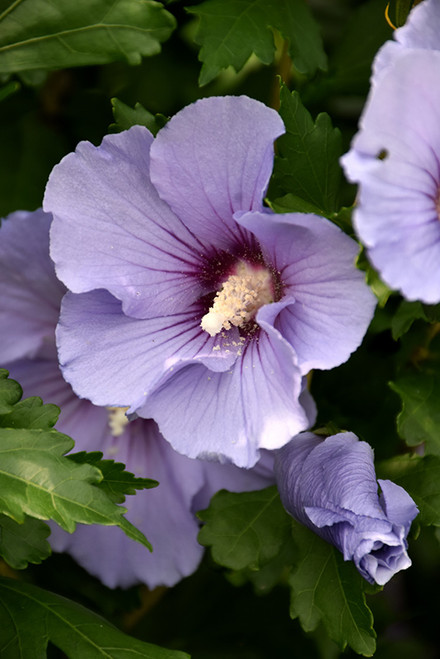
[47,95,339,467]
[342,51,440,303]
[237,211,376,373]
[139,322,312,467]
[5,357,275,589]
[56,285,312,468]
[56,289,240,410]
[275,432,418,585]
[0,210,65,363]
[373,0,440,82]
[45,126,207,319]
[46,97,284,318]
[150,95,285,251]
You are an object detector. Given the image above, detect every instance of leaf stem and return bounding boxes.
[269,36,292,110]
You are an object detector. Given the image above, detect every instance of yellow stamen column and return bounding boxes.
[201,262,273,337]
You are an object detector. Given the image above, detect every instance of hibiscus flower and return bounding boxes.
[45,95,375,467]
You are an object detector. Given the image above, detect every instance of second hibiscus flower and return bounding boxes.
[45,95,375,468]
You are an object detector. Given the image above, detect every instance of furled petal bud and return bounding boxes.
[275,432,418,585]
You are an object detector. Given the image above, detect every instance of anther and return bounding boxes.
[107,406,130,437]
[201,262,273,337]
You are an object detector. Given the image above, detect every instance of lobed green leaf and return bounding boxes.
[111,98,168,135]
[0,370,152,552]
[0,0,176,73]
[270,86,342,214]
[198,486,292,570]
[0,428,150,549]
[0,396,59,430]
[69,451,158,504]
[289,521,376,656]
[0,369,22,414]
[189,0,326,86]
[390,373,440,456]
[199,486,377,654]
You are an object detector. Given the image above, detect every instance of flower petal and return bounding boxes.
[239,211,375,372]
[140,324,310,468]
[8,360,206,588]
[378,479,419,532]
[6,357,274,588]
[5,360,201,589]
[374,0,440,81]
[276,432,386,523]
[45,126,206,318]
[50,418,207,589]
[0,210,64,363]
[341,51,440,303]
[150,96,285,251]
[57,290,239,409]
[275,432,418,585]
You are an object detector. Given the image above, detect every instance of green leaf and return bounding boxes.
[198,487,377,653]
[198,486,292,570]
[0,427,152,550]
[390,373,440,455]
[228,536,296,593]
[0,370,21,414]
[0,0,176,73]
[69,451,158,504]
[269,196,355,236]
[269,86,342,214]
[268,193,324,216]
[330,205,356,237]
[0,370,152,549]
[289,521,376,656]
[111,98,168,136]
[387,0,415,28]
[391,300,427,340]
[0,577,190,659]
[422,302,440,323]
[189,0,326,86]
[0,396,59,430]
[379,454,440,527]
[2,518,49,571]
[0,514,51,569]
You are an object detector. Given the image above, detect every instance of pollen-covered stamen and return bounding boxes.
[107,406,130,437]
[201,261,274,337]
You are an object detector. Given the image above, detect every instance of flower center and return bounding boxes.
[107,406,130,437]
[200,261,274,337]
